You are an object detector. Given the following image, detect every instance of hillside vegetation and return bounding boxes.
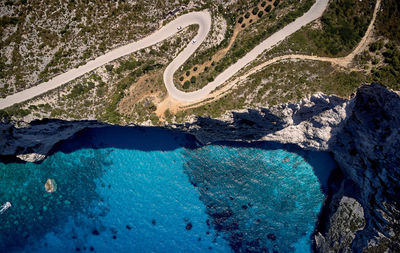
[1,0,399,126]
[265,0,376,57]
[0,0,202,97]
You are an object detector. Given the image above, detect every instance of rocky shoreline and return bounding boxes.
[1,83,399,251]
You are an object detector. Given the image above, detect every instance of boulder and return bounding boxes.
[45,178,57,193]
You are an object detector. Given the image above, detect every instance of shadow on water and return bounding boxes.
[0,112,339,252]
[47,123,337,194]
[51,124,338,253]
[0,124,201,251]
[47,125,199,156]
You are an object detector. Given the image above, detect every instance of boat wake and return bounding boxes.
[0,202,11,214]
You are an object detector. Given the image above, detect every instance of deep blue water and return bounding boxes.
[0,126,337,252]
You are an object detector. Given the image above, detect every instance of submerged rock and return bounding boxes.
[44,179,57,193]
[267,233,276,241]
[91,229,100,236]
[186,222,193,230]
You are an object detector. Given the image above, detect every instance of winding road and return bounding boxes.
[0,0,329,110]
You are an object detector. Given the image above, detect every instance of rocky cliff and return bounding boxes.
[177,92,349,150]
[0,83,399,251]
[0,119,104,162]
[315,83,400,252]
[177,83,400,251]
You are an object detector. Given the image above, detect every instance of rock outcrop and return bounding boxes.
[0,119,104,162]
[315,196,366,252]
[179,83,400,251]
[315,83,400,252]
[0,83,399,251]
[44,178,57,193]
[177,93,349,151]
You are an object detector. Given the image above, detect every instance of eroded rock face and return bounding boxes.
[179,93,349,151]
[0,119,104,162]
[315,195,365,252]
[316,83,400,252]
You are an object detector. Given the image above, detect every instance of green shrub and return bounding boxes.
[50,108,66,117]
[258,11,264,18]
[190,76,196,83]
[185,70,190,76]
[252,7,259,15]
[87,81,95,89]
[150,113,159,125]
[238,17,244,24]
[5,107,30,118]
[385,41,395,50]
[179,76,184,81]
[369,40,384,52]
[274,0,280,7]
[376,0,400,44]
[28,105,38,110]
[105,64,114,72]
[193,66,198,71]
[289,0,375,56]
[183,81,190,89]
[116,58,140,73]
[0,110,10,121]
[261,1,267,7]
[245,12,250,19]
[265,5,272,12]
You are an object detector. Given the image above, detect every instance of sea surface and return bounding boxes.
[0,126,337,252]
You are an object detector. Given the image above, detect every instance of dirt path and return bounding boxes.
[172,0,381,112]
[1,0,375,117]
[164,0,330,103]
[179,0,281,86]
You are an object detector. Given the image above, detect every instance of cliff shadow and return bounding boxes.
[48,124,198,156]
[179,107,286,142]
[0,119,199,164]
[289,95,347,127]
[1,107,337,193]
[0,110,341,252]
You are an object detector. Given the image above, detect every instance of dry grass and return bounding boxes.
[119,71,166,116]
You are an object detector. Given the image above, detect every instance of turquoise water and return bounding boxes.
[0,126,336,252]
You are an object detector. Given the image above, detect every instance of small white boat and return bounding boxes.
[0,202,11,214]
